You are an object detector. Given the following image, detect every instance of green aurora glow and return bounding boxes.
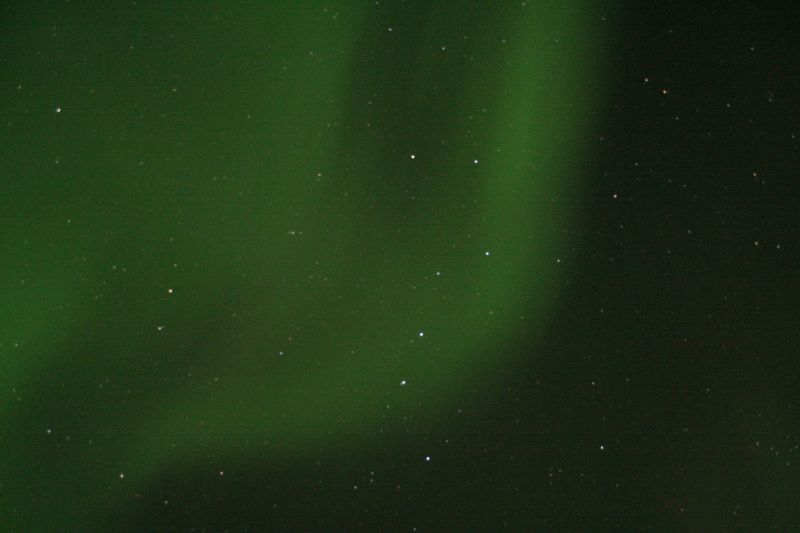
[1,2,605,529]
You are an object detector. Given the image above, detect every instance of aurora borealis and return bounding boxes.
[2,2,602,529]
[3,1,800,530]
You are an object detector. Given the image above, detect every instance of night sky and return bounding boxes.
[2,1,799,530]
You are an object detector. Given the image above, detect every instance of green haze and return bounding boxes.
[0,2,605,529]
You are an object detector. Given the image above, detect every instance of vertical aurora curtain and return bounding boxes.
[0,2,603,529]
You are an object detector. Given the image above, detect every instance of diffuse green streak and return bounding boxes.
[0,2,601,529]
